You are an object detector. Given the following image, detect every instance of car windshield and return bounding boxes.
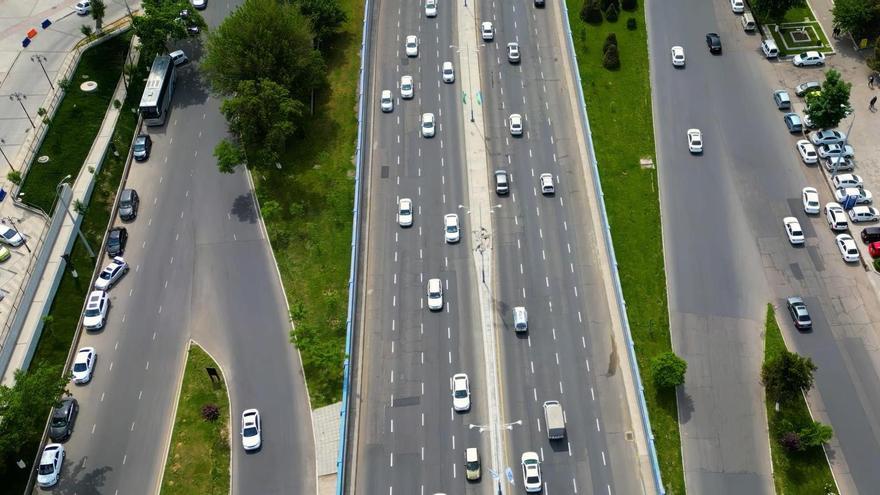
[74,361,89,372]
[454,388,467,398]
[446,224,456,233]
[429,290,440,298]
[466,460,479,469]
[100,270,113,280]
[243,426,258,437]
[85,306,101,317]
[402,82,411,89]
[38,462,55,475]
[400,207,411,215]
[2,230,16,240]
[51,416,68,427]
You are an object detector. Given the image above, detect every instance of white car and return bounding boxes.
[507,42,521,63]
[72,347,96,384]
[836,234,860,262]
[74,0,91,15]
[427,278,443,310]
[425,0,437,17]
[825,202,848,231]
[832,173,863,189]
[509,113,523,136]
[452,373,470,411]
[730,0,744,12]
[481,21,494,41]
[83,290,109,330]
[539,173,555,194]
[671,46,685,66]
[793,51,825,67]
[809,129,846,146]
[36,443,65,487]
[834,186,872,205]
[380,90,393,112]
[848,205,879,222]
[817,143,854,159]
[405,35,419,57]
[0,224,23,246]
[444,213,460,243]
[421,112,435,137]
[521,451,542,493]
[398,198,413,227]
[783,217,805,245]
[400,75,414,99]
[824,156,855,173]
[94,256,129,290]
[191,0,207,9]
[687,128,702,153]
[802,187,820,214]
[442,61,455,83]
[241,409,262,450]
[796,140,818,164]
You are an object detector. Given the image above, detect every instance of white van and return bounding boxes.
[848,206,879,223]
[513,306,528,332]
[741,13,756,31]
[761,39,779,58]
[169,49,189,66]
[543,401,566,439]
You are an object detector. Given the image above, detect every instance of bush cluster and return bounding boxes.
[602,33,620,70]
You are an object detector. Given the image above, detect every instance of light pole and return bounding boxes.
[459,204,501,283]
[0,139,14,171]
[30,55,54,90]
[56,175,95,258]
[451,44,481,123]
[5,217,30,253]
[8,92,35,129]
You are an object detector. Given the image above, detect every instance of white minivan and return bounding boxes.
[761,39,779,58]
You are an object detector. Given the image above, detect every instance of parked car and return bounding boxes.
[795,81,821,97]
[118,188,139,221]
[832,173,863,189]
[824,156,855,172]
[817,143,854,159]
[94,256,129,290]
[133,134,152,161]
[834,186,872,205]
[773,90,791,109]
[36,443,65,487]
[793,51,825,67]
[836,234,860,262]
[783,113,803,133]
[796,140,818,164]
[809,129,846,146]
[72,347,96,384]
[48,398,78,441]
[106,227,128,256]
[869,241,880,258]
[83,290,109,330]
[0,224,23,247]
[802,187,820,214]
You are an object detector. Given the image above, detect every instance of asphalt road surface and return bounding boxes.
[48,3,315,494]
[650,1,880,493]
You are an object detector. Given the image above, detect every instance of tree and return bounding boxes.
[751,0,801,22]
[202,0,326,102]
[131,0,207,58]
[600,0,619,10]
[7,171,21,185]
[0,364,69,459]
[91,0,106,31]
[621,0,637,11]
[294,0,348,49]
[214,138,245,174]
[832,0,880,39]
[605,3,619,22]
[804,69,852,130]
[220,78,305,167]
[868,36,880,73]
[602,44,620,69]
[651,351,687,389]
[602,33,618,54]
[761,350,817,403]
[580,0,603,24]
[798,421,833,448]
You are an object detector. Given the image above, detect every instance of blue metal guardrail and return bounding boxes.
[558,1,666,493]
[336,0,372,490]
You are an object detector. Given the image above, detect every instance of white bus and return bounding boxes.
[139,55,177,126]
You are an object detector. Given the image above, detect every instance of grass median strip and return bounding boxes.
[19,32,132,213]
[250,0,363,407]
[565,4,684,493]
[763,305,836,494]
[161,344,230,495]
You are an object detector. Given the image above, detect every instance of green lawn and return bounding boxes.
[564,6,684,494]
[161,344,230,495]
[763,305,836,494]
[20,32,132,213]
[0,38,147,490]
[250,0,363,408]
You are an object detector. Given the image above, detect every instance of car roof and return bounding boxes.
[787,296,804,305]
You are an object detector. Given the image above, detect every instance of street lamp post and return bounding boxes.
[8,92,35,129]
[6,218,30,253]
[56,176,95,258]
[30,55,54,90]
[451,44,480,123]
[0,139,15,171]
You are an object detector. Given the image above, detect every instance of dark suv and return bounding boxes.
[118,189,139,222]
[706,33,722,54]
[106,227,128,256]
[48,397,78,442]
[133,134,152,161]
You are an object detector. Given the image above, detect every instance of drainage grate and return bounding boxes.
[381,165,390,178]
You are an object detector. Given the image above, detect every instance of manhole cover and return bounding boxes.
[80,81,98,92]
[37,155,50,163]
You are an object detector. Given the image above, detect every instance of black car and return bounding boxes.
[118,188,139,222]
[106,227,128,256]
[133,134,152,161]
[48,397,78,442]
[706,33,722,54]
[786,297,812,330]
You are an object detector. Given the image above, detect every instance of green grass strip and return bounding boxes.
[763,304,836,494]
[251,0,363,408]
[20,33,132,213]
[564,6,685,494]
[161,344,230,495]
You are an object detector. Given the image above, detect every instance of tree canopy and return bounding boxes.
[832,0,880,39]
[651,351,687,389]
[294,0,348,49]
[131,0,206,58]
[751,0,801,22]
[761,350,817,404]
[804,69,852,130]
[0,364,69,464]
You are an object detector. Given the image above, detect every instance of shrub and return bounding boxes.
[603,33,618,53]
[603,44,621,69]
[201,403,220,421]
[580,0,603,24]
[600,0,619,10]
[780,431,802,452]
[627,17,637,30]
[874,258,880,272]
[7,171,22,185]
[651,351,687,389]
[605,3,619,22]
[621,0,637,10]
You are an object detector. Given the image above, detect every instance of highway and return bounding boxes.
[351,0,649,492]
[50,2,315,494]
[649,1,880,493]
[479,0,646,493]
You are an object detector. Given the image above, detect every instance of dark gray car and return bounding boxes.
[48,397,78,442]
[133,134,151,161]
[784,113,803,133]
[118,188,139,222]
